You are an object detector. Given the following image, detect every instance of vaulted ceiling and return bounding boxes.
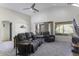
[0,3,76,16]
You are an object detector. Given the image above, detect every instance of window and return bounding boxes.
[55,21,73,35]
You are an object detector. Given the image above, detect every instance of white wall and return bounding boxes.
[31,6,79,42]
[0,7,31,41]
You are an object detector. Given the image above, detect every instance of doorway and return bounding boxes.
[2,21,12,41]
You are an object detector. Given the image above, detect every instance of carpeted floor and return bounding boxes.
[0,40,78,56]
[31,40,73,56]
[0,41,16,56]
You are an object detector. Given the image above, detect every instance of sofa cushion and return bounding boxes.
[25,32,35,40]
[17,33,27,41]
[30,38,44,52]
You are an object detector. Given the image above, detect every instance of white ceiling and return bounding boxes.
[0,3,73,16]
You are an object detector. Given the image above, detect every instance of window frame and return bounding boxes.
[55,21,73,35]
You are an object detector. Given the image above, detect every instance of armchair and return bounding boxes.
[43,32,55,42]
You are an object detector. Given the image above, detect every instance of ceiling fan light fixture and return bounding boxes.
[29,8,33,11]
[29,8,36,13]
[33,11,37,13]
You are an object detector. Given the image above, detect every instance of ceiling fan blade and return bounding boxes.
[31,3,35,8]
[33,8,39,12]
[23,8,30,10]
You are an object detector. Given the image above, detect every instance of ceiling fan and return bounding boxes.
[23,3,39,12]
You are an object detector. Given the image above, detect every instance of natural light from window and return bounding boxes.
[55,22,73,35]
